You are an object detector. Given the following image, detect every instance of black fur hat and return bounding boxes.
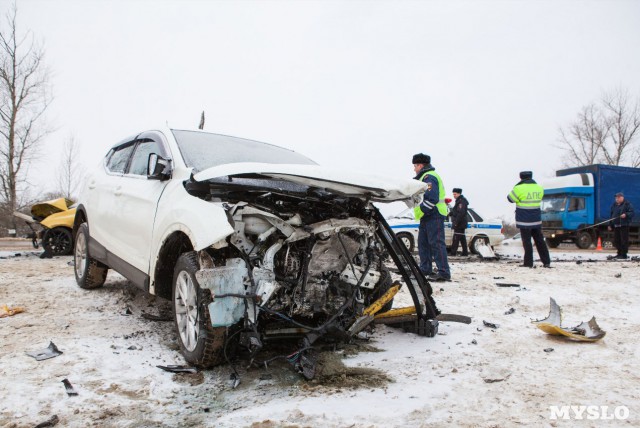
[412,153,430,164]
[519,171,533,179]
[452,188,462,194]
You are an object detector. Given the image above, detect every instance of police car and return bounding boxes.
[387,207,504,253]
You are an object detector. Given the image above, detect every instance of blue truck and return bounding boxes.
[541,164,640,249]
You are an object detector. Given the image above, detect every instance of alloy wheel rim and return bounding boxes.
[74,232,87,278]
[175,271,199,352]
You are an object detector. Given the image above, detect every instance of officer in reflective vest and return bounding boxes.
[412,153,451,281]
[507,170,551,268]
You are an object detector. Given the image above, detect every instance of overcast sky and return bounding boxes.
[6,0,640,219]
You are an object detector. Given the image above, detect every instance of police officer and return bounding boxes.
[507,171,551,268]
[450,188,469,257]
[608,192,634,259]
[413,153,451,281]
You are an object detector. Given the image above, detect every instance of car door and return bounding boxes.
[107,133,171,274]
[85,141,137,254]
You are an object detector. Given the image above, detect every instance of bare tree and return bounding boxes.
[557,103,608,167]
[0,3,52,233]
[56,134,85,200]
[600,88,640,167]
[557,88,640,168]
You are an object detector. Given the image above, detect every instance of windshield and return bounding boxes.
[172,130,317,172]
[541,195,567,213]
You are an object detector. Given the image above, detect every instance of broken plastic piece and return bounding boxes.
[0,304,25,318]
[544,348,554,353]
[34,414,59,428]
[474,240,497,259]
[61,378,78,396]
[230,373,241,389]
[156,365,198,373]
[141,312,172,321]
[504,308,515,315]
[26,341,63,361]
[532,297,606,342]
[483,320,499,329]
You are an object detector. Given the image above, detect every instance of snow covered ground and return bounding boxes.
[1,243,638,427]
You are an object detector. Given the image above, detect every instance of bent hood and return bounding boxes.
[31,198,74,219]
[193,163,426,202]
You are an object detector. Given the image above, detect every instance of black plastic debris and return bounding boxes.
[230,373,241,389]
[544,348,554,353]
[61,378,78,396]
[483,321,499,329]
[615,273,622,278]
[471,339,478,345]
[493,276,505,279]
[496,283,520,287]
[34,414,59,428]
[156,365,198,373]
[504,308,515,315]
[26,341,63,361]
[141,312,173,321]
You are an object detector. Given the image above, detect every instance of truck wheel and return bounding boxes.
[396,232,414,252]
[43,227,73,255]
[576,231,593,249]
[172,252,228,368]
[546,238,560,248]
[74,223,108,289]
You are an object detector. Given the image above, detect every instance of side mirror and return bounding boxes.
[147,153,171,180]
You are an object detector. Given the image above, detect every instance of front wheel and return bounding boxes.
[172,252,228,368]
[74,223,108,289]
[43,227,73,255]
[546,238,560,248]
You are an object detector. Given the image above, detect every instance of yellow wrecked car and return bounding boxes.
[28,198,76,255]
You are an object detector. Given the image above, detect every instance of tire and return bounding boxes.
[172,252,228,368]
[470,236,489,255]
[576,231,593,249]
[546,238,560,249]
[74,223,108,289]
[396,232,415,252]
[43,227,73,255]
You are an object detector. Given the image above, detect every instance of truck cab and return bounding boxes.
[541,173,595,248]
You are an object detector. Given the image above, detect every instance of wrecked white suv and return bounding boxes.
[73,128,440,376]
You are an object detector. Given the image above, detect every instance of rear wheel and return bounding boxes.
[173,252,228,368]
[576,231,593,249]
[43,227,73,255]
[470,236,489,254]
[396,232,415,252]
[74,223,108,289]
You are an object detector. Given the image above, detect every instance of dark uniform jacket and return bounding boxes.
[610,200,635,227]
[451,195,469,230]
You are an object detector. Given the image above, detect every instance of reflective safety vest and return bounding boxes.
[508,182,544,228]
[414,170,448,220]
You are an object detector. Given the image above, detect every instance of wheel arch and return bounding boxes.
[153,230,194,300]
